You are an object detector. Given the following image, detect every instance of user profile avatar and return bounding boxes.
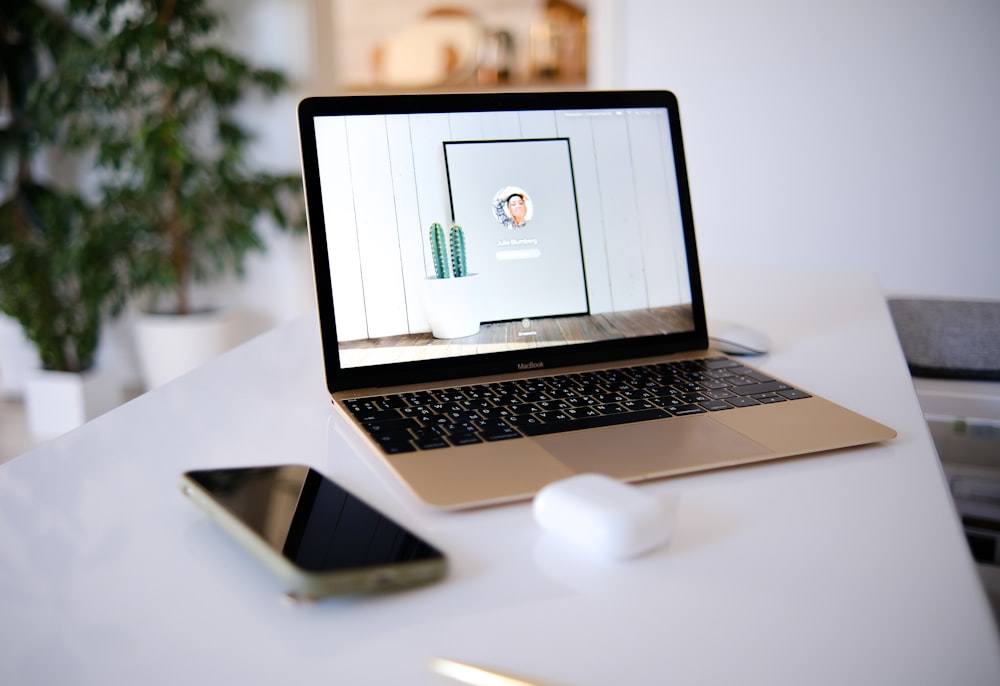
[492,186,533,229]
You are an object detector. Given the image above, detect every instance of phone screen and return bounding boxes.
[185,465,444,572]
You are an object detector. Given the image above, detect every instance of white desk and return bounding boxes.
[2,267,998,685]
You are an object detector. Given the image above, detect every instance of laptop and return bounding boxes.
[296,90,895,510]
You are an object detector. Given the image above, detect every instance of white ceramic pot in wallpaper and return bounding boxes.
[422,275,482,339]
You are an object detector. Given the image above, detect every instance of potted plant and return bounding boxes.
[0,1,130,436]
[422,222,480,339]
[38,0,305,388]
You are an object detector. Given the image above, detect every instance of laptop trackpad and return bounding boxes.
[535,416,771,480]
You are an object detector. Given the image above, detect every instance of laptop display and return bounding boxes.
[299,92,707,392]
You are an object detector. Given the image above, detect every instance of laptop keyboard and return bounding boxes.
[342,357,811,454]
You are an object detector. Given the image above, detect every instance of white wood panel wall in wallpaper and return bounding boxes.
[314,109,691,341]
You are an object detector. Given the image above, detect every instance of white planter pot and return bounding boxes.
[0,314,41,399]
[24,368,121,439]
[133,310,242,390]
[422,275,481,339]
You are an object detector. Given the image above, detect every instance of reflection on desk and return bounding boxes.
[0,266,997,685]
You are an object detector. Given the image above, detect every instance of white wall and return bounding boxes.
[217,0,317,329]
[615,0,1000,298]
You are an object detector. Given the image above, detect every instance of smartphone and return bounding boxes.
[180,464,447,600]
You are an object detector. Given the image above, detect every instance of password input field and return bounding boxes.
[496,249,542,261]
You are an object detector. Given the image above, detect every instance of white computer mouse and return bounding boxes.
[533,473,677,559]
[709,319,771,356]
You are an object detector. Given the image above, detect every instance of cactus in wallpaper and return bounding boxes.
[449,224,468,277]
[429,222,449,279]
[429,222,469,278]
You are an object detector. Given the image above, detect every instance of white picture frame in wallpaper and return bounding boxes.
[443,138,589,324]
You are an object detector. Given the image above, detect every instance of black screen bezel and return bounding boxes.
[297,90,708,393]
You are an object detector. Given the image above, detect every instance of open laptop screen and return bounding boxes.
[298,91,707,392]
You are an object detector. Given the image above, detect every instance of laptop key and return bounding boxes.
[414,437,450,450]
[400,405,435,420]
[348,407,401,422]
[702,358,742,370]
[698,379,731,390]
[732,380,791,396]
[534,410,572,423]
[565,406,603,419]
[378,394,410,408]
[381,441,417,454]
[732,367,776,382]
[447,432,483,446]
[670,404,706,416]
[621,399,656,411]
[679,392,710,403]
[698,400,733,412]
[364,416,420,431]
[479,427,522,442]
[412,426,446,440]
[445,409,482,424]
[478,418,517,432]
[367,430,414,446]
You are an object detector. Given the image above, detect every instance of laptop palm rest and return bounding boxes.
[536,416,771,480]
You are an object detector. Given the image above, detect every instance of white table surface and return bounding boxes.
[2,266,998,685]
